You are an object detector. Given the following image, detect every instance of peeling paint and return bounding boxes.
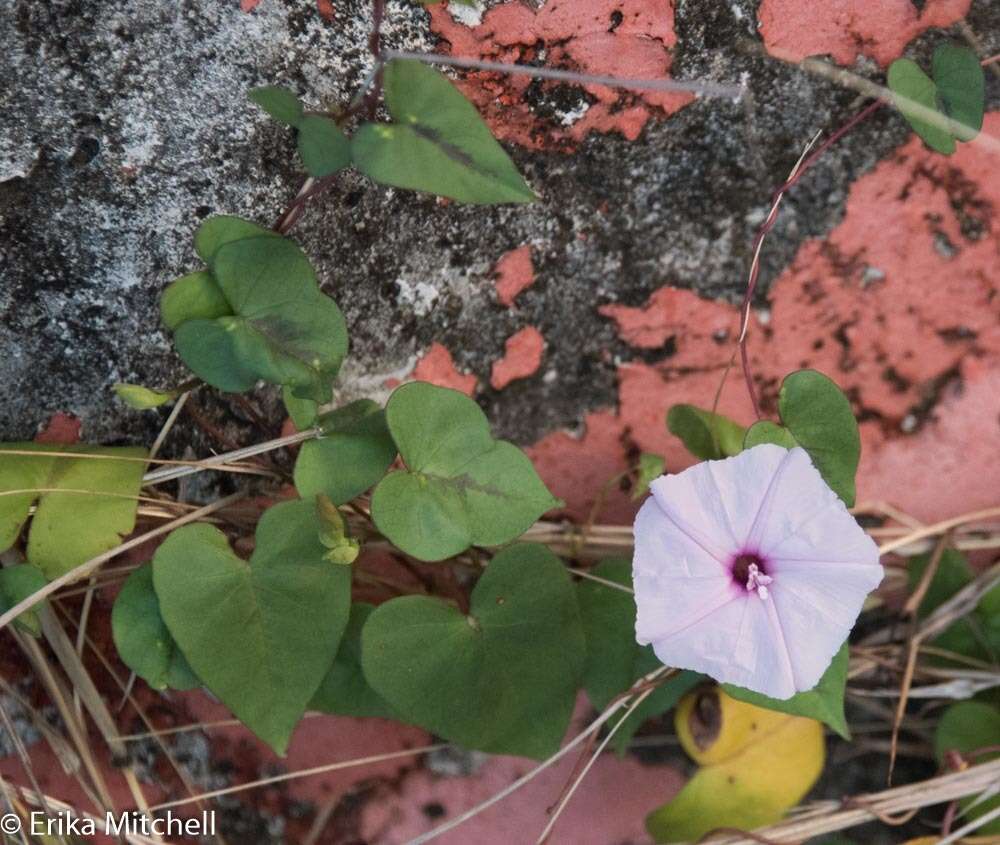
[493,244,535,307]
[427,0,693,148]
[411,342,478,395]
[491,326,546,389]
[758,0,971,66]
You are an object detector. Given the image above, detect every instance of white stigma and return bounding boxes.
[746,563,773,600]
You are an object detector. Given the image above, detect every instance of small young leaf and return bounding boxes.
[743,420,796,450]
[776,369,860,507]
[315,494,360,565]
[111,564,199,691]
[361,543,585,758]
[0,444,148,579]
[632,452,664,500]
[723,643,851,739]
[888,58,955,154]
[309,603,394,719]
[294,400,397,505]
[113,383,177,410]
[173,235,348,402]
[370,382,560,561]
[932,44,985,142]
[160,270,232,331]
[667,405,746,460]
[249,85,304,127]
[194,215,277,263]
[297,115,351,178]
[0,564,48,636]
[153,499,351,754]
[351,60,535,204]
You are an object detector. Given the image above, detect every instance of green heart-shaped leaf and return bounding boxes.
[249,85,304,127]
[723,643,850,739]
[310,603,393,719]
[112,563,199,691]
[282,385,320,430]
[743,420,797,450]
[194,215,278,264]
[775,369,860,507]
[932,44,984,142]
[0,564,48,636]
[352,60,535,205]
[362,543,584,758]
[0,444,148,579]
[294,400,397,505]
[667,405,746,460]
[888,58,955,154]
[153,499,351,754]
[297,115,351,178]
[577,559,702,754]
[371,382,560,561]
[160,270,232,331]
[935,701,1000,834]
[173,235,348,402]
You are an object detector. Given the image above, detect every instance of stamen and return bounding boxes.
[746,563,773,600]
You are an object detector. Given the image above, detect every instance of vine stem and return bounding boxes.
[729,97,883,418]
[380,49,743,100]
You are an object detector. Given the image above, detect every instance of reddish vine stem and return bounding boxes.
[737,97,884,417]
[271,0,386,235]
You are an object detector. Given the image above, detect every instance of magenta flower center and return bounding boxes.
[731,552,773,598]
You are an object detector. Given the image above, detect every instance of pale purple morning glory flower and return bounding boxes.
[633,444,883,700]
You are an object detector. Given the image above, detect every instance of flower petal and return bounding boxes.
[647,591,798,699]
[649,445,790,558]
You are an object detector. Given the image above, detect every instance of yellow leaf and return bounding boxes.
[647,687,825,843]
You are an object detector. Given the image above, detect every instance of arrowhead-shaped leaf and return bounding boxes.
[152,499,351,754]
[352,60,535,204]
[361,543,585,758]
[249,86,304,127]
[297,115,351,178]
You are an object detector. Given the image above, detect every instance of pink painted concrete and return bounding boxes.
[491,326,546,389]
[427,0,692,148]
[758,0,971,66]
[493,244,535,307]
[359,697,682,845]
[409,342,478,395]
